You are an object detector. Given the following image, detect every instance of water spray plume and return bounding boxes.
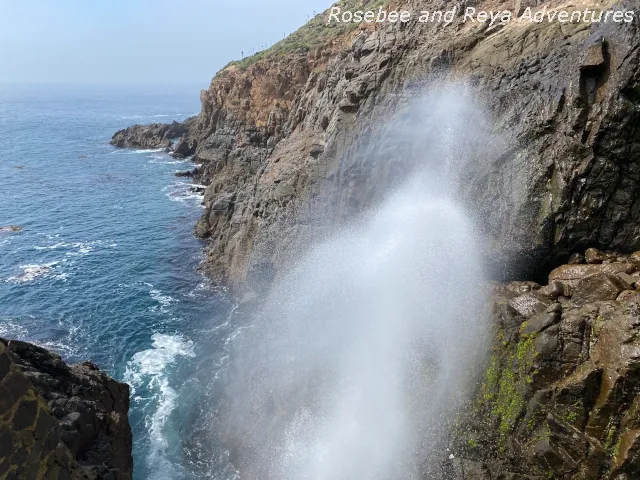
[216,86,495,479]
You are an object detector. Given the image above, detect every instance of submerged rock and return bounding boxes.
[0,225,23,233]
[0,338,132,479]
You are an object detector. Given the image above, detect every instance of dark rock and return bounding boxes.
[0,338,132,479]
[585,248,610,264]
[12,399,38,431]
[538,281,564,299]
[456,254,640,479]
[111,117,195,150]
[522,311,561,335]
[171,137,197,157]
[508,291,553,318]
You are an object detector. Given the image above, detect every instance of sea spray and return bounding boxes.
[212,86,496,479]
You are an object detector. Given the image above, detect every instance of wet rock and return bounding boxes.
[508,291,553,318]
[522,311,561,335]
[571,273,626,306]
[539,281,564,299]
[548,264,603,284]
[171,137,197,158]
[175,168,197,178]
[454,253,640,478]
[568,253,586,265]
[585,248,611,264]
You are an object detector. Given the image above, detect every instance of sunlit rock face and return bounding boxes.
[110,1,640,291]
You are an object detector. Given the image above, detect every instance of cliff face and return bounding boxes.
[168,0,640,292]
[112,0,640,292]
[0,339,132,480]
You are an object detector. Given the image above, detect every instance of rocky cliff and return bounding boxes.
[0,339,132,479]
[113,0,640,293]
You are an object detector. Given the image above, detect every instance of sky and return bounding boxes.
[0,0,332,86]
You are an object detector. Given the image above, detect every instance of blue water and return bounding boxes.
[0,84,234,479]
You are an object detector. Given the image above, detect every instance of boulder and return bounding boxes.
[584,248,610,264]
[571,273,626,306]
[508,291,553,318]
[549,264,603,284]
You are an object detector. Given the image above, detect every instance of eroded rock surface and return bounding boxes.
[0,339,132,479]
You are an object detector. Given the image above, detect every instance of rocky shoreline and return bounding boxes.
[0,339,132,479]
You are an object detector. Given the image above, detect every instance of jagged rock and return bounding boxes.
[0,339,132,479]
[171,136,198,158]
[175,167,200,178]
[508,291,553,318]
[538,281,564,299]
[453,253,640,479]
[183,0,640,291]
[582,40,606,70]
[514,0,542,17]
[113,0,640,293]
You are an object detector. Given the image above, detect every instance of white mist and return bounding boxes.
[220,88,491,480]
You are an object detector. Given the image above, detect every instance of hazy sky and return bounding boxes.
[1,0,331,86]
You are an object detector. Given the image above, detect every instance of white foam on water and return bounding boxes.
[34,242,68,250]
[34,239,116,256]
[164,182,205,207]
[132,148,165,154]
[0,321,28,338]
[149,289,178,312]
[124,333,196,478]
[148,154,190,165]
[0,320,84,358]
[5,261,60,283]
[119,113,195,120]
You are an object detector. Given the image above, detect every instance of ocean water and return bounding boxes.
[0,84,233,479]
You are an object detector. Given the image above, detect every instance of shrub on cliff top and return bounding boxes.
[217,0,391,75]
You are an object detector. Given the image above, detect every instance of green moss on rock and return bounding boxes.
[481,331,539,444]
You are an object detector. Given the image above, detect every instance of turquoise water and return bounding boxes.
[0,84,233,479]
